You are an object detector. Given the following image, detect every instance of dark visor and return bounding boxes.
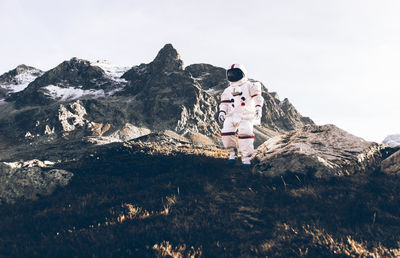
[227,68,244,82]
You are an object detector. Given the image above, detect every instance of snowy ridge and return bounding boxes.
[383,134,400,146]
[0,67,43,93]
[91,60,129,96]
[43,85,105,101]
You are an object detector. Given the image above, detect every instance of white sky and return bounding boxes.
[1,0,399,142]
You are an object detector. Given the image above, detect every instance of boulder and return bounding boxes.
[381,150,400,174]
[187,132,215,146]
[253,124,383,178]
[0,162,73,204]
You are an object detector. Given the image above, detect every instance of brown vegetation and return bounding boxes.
[0,142,399,257]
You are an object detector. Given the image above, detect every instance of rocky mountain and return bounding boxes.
[0,64,43,96]
[8,58,128,107]
[0,44,313,149]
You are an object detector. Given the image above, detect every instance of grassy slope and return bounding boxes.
[0,142,399,257]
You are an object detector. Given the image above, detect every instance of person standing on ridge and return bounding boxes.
[218,64,264,168]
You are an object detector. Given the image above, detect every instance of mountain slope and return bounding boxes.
[0,137,399,257]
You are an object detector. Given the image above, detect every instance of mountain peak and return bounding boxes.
[150,44,184,72]
[14,64,35,73]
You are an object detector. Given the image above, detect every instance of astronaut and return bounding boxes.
[218,64,264,167]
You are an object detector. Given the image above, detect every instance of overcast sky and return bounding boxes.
[1,0,399,142]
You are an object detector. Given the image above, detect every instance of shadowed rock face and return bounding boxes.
[185,63,228,91]
[253,124,384,178]
[120,44,220,136]
[0,162,73,204]
[381,150,400,174]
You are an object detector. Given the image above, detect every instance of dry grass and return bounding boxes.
[0,142,399,257]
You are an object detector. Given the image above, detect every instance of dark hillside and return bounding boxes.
[0,141,399,257]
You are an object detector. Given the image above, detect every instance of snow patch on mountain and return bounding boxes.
[0,68,42,93]
[90,60,129,96]
[383,134,400,146]
[43,85,105,101]
[91,60,129,82]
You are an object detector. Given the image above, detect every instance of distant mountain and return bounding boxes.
[0,64,43,95]
[383,134,400,146]
[8,58,128,107]
[0,44,313,148]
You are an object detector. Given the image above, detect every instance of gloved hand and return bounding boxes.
[255,108,262,121]
[218,112,225,124]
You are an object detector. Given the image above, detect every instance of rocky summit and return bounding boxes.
[0,44,399,257]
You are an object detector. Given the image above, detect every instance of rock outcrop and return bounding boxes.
[185,63,228,92]
[0,88,6,98]
[253,124,384,178]
[0,162,73,204]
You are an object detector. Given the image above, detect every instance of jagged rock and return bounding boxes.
[150,43,184,73]
[0,162,73,204]
[186,63,228,91]
[381,150,400,174]
[253,124,383,178]
[184,62,314,133]
[120,44,220,136]
[383,134,400,146]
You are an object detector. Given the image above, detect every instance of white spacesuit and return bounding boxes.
[218,64,264,166]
